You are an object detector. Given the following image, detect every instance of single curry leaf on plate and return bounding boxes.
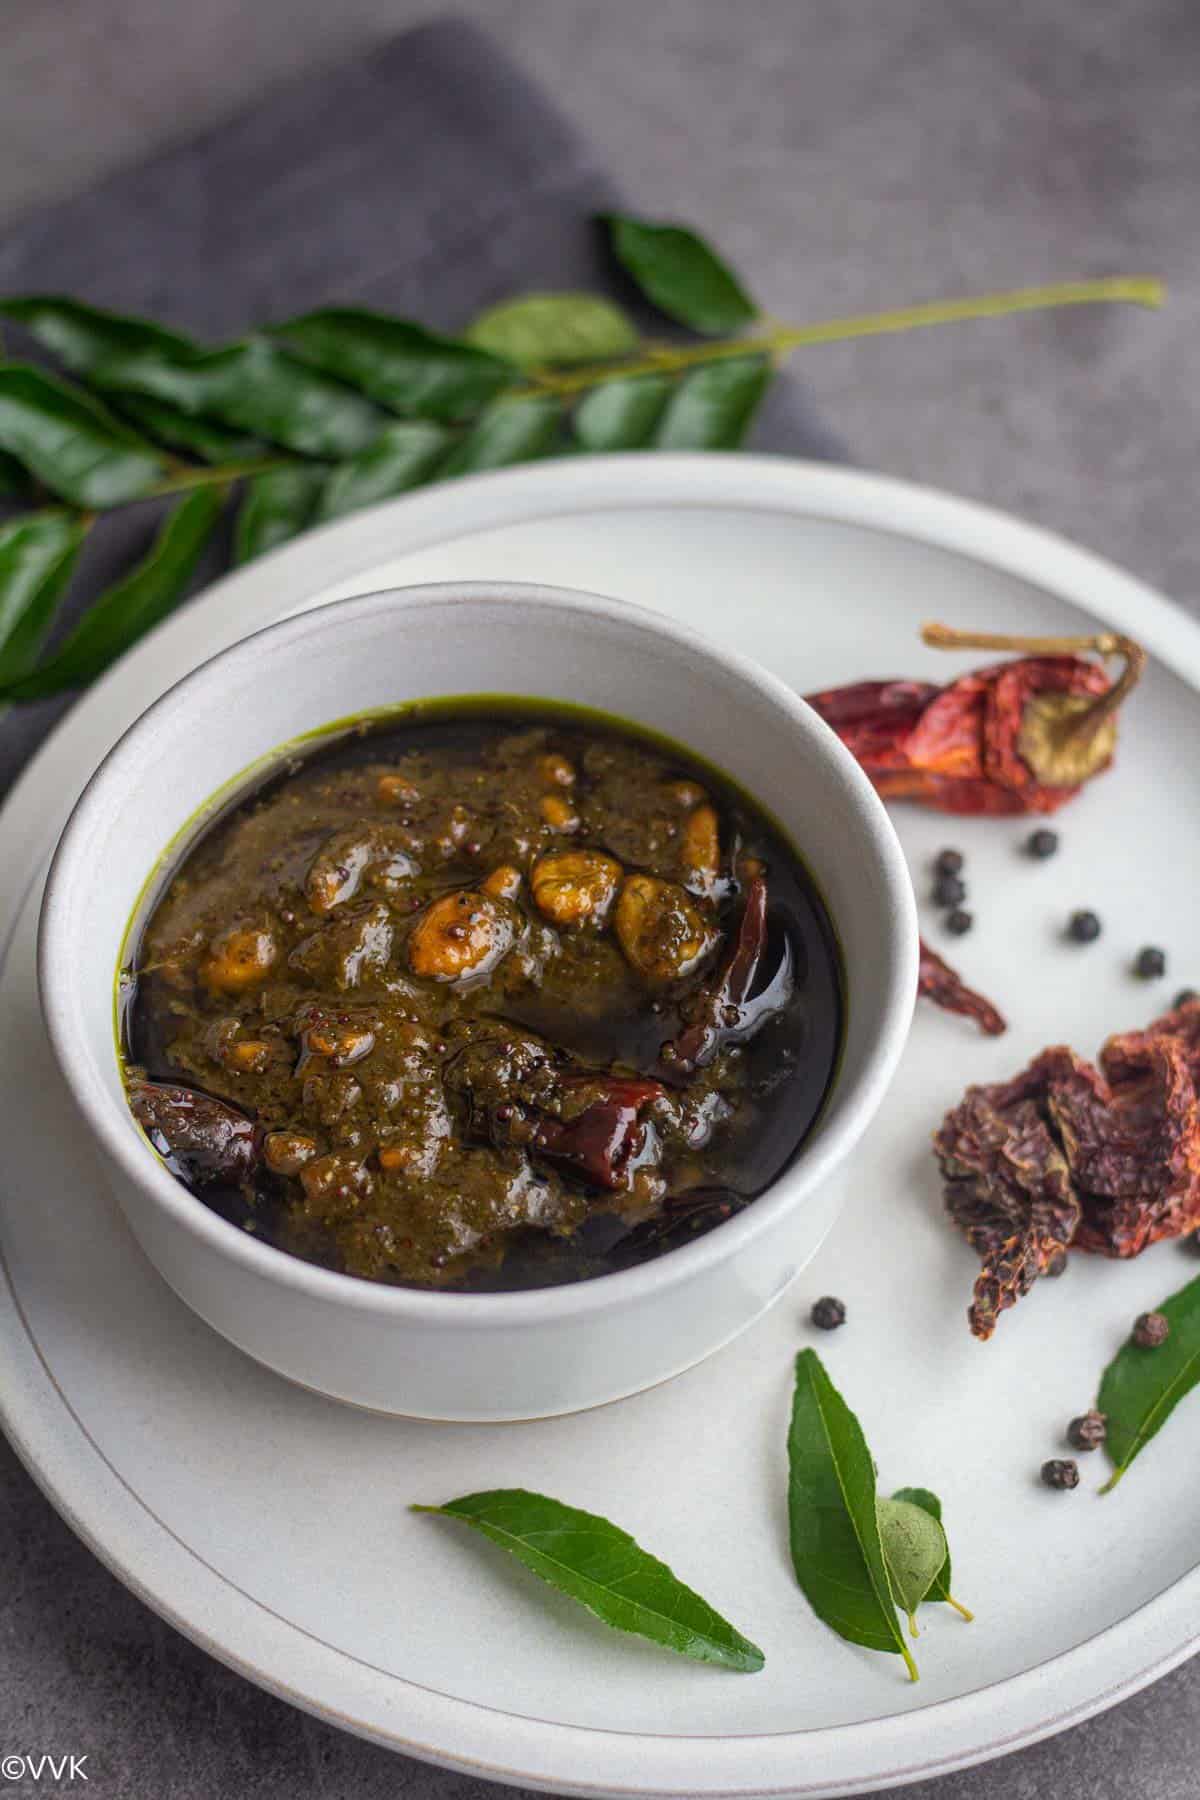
[652,356,771,450]
[274,309,514,421]
[117,393,267,465]
[877,1496,948,1635]
[414,1489,763,1672]
[788,1349,918,1680]
[466,293,638,369]
[234,465,327,564]
[602,213,759,335]
[0,510,89,686]
[1099,1273,1200,1490]
[315,420,454,523]
[0,364,165,508]
[1,486,224,701]
[439,395,563,477]
[572,373,674,451]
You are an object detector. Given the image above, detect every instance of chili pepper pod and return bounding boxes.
[807,625,1145,816]
[918,939,1006,1036]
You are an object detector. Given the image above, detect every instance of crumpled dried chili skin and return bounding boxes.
[935,1051,1085,1337]
[807,656,1111,816]
[935,1005,1200,1337]
[918,939,1007,1036]
[1073,1026,1200,1254]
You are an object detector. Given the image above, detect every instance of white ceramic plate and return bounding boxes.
[4,455,1200,1799]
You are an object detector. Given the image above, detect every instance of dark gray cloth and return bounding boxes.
[0,15,843,800]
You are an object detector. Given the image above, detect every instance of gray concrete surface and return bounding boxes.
[1,3,1198,1796]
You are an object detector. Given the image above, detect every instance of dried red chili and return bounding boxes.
[528,1075,667,1189]
[918,940,1007,1036]
[935,999,1200,1338]
[808,624,1145,817]
[128,1078,260,1186]
[665,874,794,1072]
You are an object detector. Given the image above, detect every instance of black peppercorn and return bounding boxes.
[1044,1248,1069,1277]
[1174,989,1198,1009]
[1134,946,1167,979]
[810,1296,846,1331]
[935,848,964,877]
[1133,1310,1170,1348]
[1026,828,1059,859]
[1180,1230,1200,1257]
[1067,1410,1107,1451]
[1041,1459,1080,1490]
[1068,910,1102,944]
[945,908,973,936]
[933,873,967,908]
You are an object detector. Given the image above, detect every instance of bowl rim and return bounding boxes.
[38,577,918,1326]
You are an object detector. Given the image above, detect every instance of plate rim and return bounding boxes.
[4,451,1200,1798]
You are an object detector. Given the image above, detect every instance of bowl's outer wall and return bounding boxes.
[41,585,915,1418]
[105,1145,848,1418]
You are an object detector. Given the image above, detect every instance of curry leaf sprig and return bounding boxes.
[0,211,1163,704]
[788,1350,970,1681]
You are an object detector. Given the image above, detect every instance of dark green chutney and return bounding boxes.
[122,702,843,1291]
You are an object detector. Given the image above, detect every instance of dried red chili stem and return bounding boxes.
[918,940,1007,1036]
[922,622,1146,746]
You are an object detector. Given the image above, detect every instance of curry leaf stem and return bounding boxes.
[148,456,294,496]
[519,277,1164,397]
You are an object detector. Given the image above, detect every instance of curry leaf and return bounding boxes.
[467,293,638,369]
[86,337,384,459]
[1,294,196,373]
[0,486,223,700]
[274,310,512,421]
[440,395,563,476]
[4,300,384,459]
[573,374,674,451]
[0,451,28,497]
[0,511,89,685]
[788,1350,918,1680]
[1099,1273,1200,1491]
[117,394,267,465]
[877,1496,947,1635]
[234,465,326,564]
[603,214,758,335]
[890,1487,973,1620]
[413,1488,763,1672]
[653,356,771,449]
[0,364,164,508]
[891,1488,949,1604]
[314,420,454,523]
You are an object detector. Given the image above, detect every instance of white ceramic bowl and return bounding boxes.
[38,580,917,1420]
